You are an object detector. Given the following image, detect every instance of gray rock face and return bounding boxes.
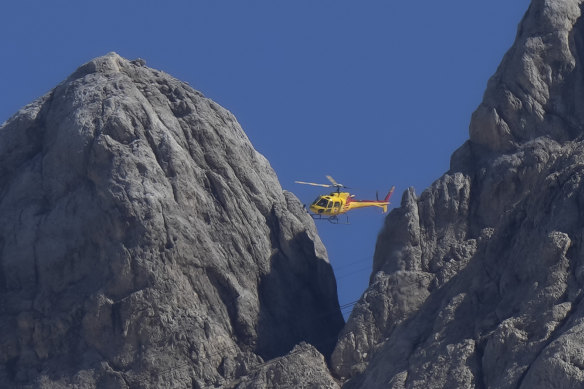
[470,0,584,153]
[0,53,343,388]
[333,1,584,387]
[228,343,340,389]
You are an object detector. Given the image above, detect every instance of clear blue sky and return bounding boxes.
[1,1,531,316]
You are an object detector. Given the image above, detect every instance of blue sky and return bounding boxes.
[1,1,531,316]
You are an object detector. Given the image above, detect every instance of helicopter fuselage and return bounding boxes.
[309,191,391,216]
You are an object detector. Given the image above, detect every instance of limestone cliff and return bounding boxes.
[333,0,584,387]
[0,53,343,388]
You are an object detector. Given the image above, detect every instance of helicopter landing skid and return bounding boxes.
[310,214,350,225]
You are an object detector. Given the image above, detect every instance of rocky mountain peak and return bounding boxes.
[0,52,343,388]
[8,2,584,387]
[332,1,584,387]
[469,0,584,153]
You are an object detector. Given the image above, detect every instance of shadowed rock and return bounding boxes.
[333,1,584,387]
[0,53,343,388]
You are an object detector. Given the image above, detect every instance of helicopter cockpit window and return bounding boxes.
[326,201,333,208]
[334,202,340,208]
[315,198,329,207]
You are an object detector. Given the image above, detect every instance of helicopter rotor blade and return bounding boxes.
[326,175,350,189]
[295,181,332,188]
[326,175,340,187]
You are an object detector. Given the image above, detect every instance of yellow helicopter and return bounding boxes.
[295,176,395,223]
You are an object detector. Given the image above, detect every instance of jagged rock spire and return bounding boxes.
[333,1,584,388]
[470,0,584,152]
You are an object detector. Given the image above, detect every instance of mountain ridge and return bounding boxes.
[0,52,343,388]
[4,1,584,387]
[332,1,584,387]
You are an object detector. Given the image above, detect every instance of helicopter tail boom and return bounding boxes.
[345,186,396,213]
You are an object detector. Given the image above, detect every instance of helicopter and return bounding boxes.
[295,175,395,224]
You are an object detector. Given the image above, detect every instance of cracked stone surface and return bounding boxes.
[332,1,584,387]
[6,1,584,388]
[0,52,343,388]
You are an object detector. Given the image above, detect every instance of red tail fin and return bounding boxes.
[384,186,395,203]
